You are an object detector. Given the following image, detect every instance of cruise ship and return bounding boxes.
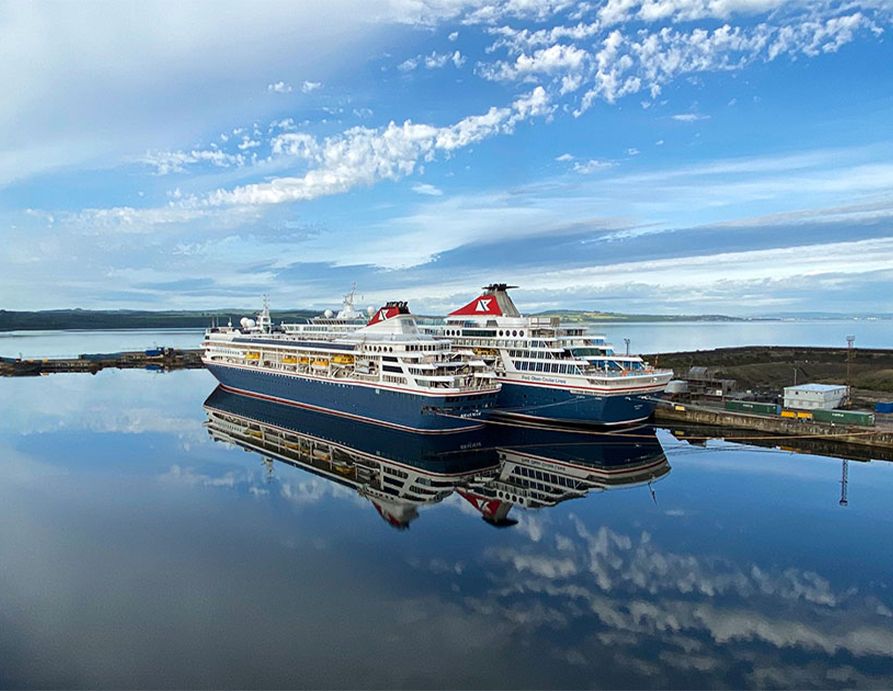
[202,299,500,434]
[203,386,498,529]
[428,284,674,426]
[457,423,670,526]
[202,386,668,529]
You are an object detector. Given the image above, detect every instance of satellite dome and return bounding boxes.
[239,317,250,329]
[324,309,334,318]
[243,318,256,329]
[366,305,375,316]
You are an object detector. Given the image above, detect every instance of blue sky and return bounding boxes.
[2,0,892,315]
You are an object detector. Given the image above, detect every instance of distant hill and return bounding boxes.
[0,309,318,332]
[530,310,748,323]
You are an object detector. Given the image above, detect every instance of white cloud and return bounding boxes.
[202,87,552,207]
[598,0,791,25]
[479,43,589,92]
[627,147,640,156]
[267,80,292,93]
[412,183,444,195]
[401,50,467,71]
[573,159,616,174]
[140,148,247,175]
[448,30,459,41]
[397,56,419,72]
[555,153,574,161]
[479,9,882,115]
[672,113,710,122]
[301,80,323,93]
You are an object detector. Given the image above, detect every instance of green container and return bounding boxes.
[725,400,779,416]
[812,409,875,427]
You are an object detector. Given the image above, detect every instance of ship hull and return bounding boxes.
[490,380,663,427]
[205,361,496,433]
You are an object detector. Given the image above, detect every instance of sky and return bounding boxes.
[1,0,893,316]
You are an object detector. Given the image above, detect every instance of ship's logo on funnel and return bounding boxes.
[476,298,492,312]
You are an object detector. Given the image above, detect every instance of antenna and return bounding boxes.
[846,335,855,404]
[624,338,631,356]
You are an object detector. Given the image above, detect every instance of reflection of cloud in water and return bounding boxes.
[442,521,893,685]
[0,369,210,444]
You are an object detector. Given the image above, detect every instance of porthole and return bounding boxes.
[512,330,517,337]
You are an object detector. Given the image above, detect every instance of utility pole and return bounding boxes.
[846,335,855,406]
[839,459,848,507]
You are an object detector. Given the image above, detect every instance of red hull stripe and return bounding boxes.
[492,410,653,427]
[216,383,484,434]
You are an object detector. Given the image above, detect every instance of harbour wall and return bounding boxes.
[655,404,893,451]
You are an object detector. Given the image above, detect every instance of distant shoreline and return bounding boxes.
[1,308,889,332]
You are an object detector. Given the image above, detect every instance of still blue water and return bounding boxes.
[1,367,891,688]
[1,319,891,358]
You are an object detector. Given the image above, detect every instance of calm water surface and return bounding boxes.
[1,368,892,689]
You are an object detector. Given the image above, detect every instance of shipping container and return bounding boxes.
[725,400,779,416]
[812,409,875,427]
[876,402,893,414]
[780,410,797,419]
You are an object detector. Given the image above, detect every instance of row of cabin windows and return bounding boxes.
[514,361,580,375]
[368,344,442,354]
[516,465,576,488]
[445,328,523,338]
[508,349,557,360]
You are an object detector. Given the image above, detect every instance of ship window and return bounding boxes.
[498,330,503,336]
[512,330,517,337]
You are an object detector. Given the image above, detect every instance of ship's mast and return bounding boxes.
[257,295,272,334]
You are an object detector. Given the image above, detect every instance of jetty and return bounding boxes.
[0,348,204,376]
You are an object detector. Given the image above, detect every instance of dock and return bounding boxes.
[0,348,205,377]
[654,402,893,455]
[650,345,893,454]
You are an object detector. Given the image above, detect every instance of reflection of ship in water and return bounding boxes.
[203,386,670,529]
[204,386,498,529]
[459,424,670,527]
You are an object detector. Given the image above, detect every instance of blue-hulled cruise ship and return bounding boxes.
[202,299,500,434]
[203,385,498,529]
[202,386,669,529]
[428,284,674,426]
